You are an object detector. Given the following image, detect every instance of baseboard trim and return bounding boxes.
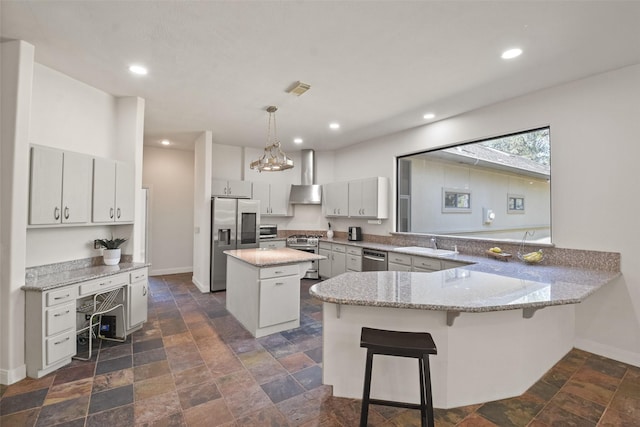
[149,267,193,276]
[0,364,26,386]
[574,338,640,368]
[191,276,209,293]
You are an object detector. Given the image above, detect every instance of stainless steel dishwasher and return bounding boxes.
[362,248,388,271]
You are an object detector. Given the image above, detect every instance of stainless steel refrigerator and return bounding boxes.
[210,197,260,292]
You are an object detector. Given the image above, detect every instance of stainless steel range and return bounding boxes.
[286,234,321,279]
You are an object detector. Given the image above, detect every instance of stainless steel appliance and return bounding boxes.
[286,234,321,279]
[362,248,388,271]
[210,198,260,291]
[259,224,278,240]
[348,226,362,241]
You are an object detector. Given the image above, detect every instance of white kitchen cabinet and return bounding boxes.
[260,240,286,250]
[92,158,135,223]
[29,146,92,225]
[346,246,362,272]
[348,177,389,219]
[388,252,412,272]
[212,179,252,198]
[319,244,332,279]
[411,256,442,272]
[252,181,292,216]
[259,274,299,328]
[128,269,148,330]
[323,181,349,217]
[319,243,347,278]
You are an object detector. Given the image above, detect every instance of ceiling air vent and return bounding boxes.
[286,81,311,96]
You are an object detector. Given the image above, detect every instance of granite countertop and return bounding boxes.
[310,263,620,313]
[224,247,325,267]
[22,262,149,292]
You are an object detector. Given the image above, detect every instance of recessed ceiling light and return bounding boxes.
[293,138,303,144]
[129,64,148,75]
[161,139,170,146]
[501,48,522,59]
[423,113,435,120]
[329,122,340,130]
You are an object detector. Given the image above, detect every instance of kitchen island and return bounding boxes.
[310,264,619,409]
[224,247,325,338]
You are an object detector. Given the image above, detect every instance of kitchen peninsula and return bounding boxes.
[310,259,620,409]
[224,247,325,338]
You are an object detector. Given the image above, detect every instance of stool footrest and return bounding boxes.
[368,398,423,411]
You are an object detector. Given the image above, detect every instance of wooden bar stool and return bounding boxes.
[359,327,437,427]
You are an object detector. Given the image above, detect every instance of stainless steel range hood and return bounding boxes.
[289,149,322,204]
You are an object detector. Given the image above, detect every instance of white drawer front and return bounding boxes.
[332,244,346,253]
[346,255,362,272]
[388,253,411,266]
[412,256,441,271]
[259,264,299,279]
[319,242,332,250]
[46,329,76,365]
[388,262,411,272]
[79,273,128,296]
[46,302,75,336]
[46,287,77,307]
[346,246,362,256]
[441,260,468,270]
[130,268,148,283]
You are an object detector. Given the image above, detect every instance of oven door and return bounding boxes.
[288,246,319,279]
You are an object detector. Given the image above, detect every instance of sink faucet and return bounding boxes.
[430,238,437,250]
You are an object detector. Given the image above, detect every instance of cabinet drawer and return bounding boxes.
[346,246,362,256]
[79,274,128,296]
[46,287,77,307]
[346,255,362,272]
[46,329,76,366]
[259,275,299,328]
[319,241,332,250]
[259,264,299,280]
[130,269,148,283]
[388,253,411,266]
[441,260,468,270]
[332,244,346,253]
[388,262,411,272]
[412,256,441,271]
[46,302,75,336]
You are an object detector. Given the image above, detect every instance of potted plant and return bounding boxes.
[96,237,127,265]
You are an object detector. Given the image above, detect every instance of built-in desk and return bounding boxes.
[22,262,148,378]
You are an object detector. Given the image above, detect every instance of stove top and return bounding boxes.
[286,234,322,246]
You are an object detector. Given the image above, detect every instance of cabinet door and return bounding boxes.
[346,255,362,272]
[348,180,364,217]
[331,251,347,277]
[252,181,271,215]
[360,177,379,217]
[324,182,349,217]
[228,180,252,198]
[115,162,135,222]
[268,183,291,216]
[259,275,299,327]
[92,158,116,222]
[61,152,91,224]
[211,179,229,197]
[319,248,332,278]
[128,279,148,328]
[29,146,63,225]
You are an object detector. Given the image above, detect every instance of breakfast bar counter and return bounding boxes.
[310,263,620,409]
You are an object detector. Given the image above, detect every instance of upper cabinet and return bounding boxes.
[252,181,292,216]
[92,158,135,223]
[324,177,389,219]
[323,181,349,217]
[29,146,92,225]
[212,179,252,198]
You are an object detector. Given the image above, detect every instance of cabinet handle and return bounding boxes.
[54,294,70,300]
[54,310,70,317]
[100,281,111,286]
[228,186,232,194]
[275,282,284,285]
[54,207,60,220]
[63,207,70,219]
[117,208,121,219]
[275,270,284,274]
[142,286,147,296]
[54,337,70,345]
[110,208,114,218]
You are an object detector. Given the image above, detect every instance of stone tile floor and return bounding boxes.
[1,273,639,426]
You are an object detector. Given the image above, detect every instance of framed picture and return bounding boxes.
[442,188,471,213]
[507,194,525,214]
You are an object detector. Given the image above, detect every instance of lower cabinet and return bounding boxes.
[388,253,411,272]
[346,246,362,272]
[128,269,149,330]
[319,242,347,278]
[259,274,299,328]
[259,240,286,250]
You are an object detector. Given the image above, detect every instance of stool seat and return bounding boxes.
[360,327,437,358]
[359,327,437,427]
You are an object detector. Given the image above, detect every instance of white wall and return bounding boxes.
[143,146,195,276]
[332,64,640,366]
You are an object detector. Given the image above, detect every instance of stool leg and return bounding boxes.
[419,357,427,427]
[423,355,435,427]
[360,350,374,427]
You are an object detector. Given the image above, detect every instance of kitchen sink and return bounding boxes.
[392,246,458,257]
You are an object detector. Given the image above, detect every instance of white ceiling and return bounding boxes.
[2,1,639,152]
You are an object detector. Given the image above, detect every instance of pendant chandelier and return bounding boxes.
[250,106,294,172]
